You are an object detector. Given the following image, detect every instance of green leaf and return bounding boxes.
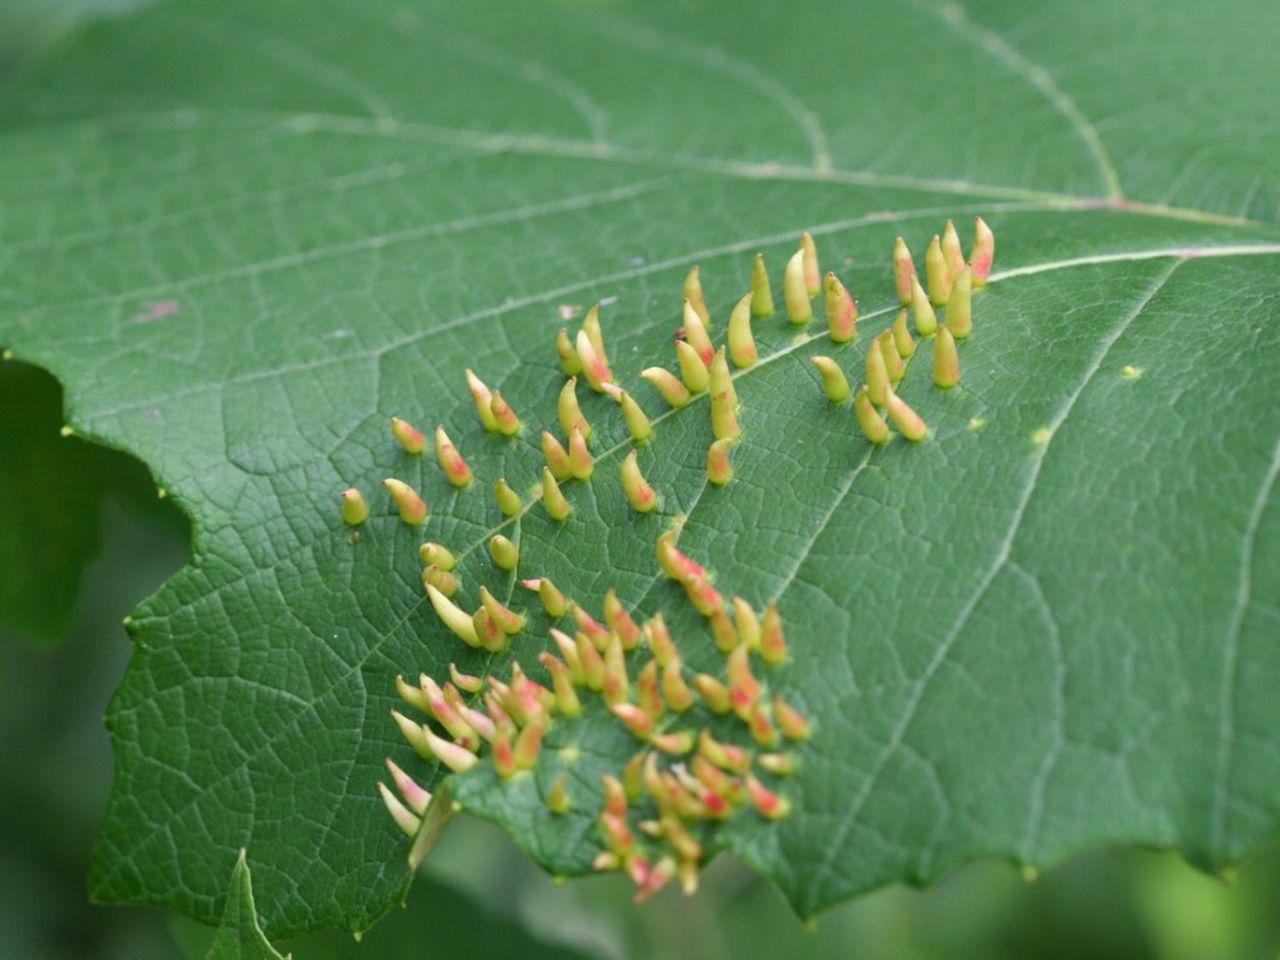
[2,0,1278,940]
[207,851,289,960]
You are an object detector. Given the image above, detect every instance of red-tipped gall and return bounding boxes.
[576,328,614,393]
[604,589,642,650]
[390,416,426,455]
[422,564,458,598]
[621,450,658,513]
[800,231,820,296]
[641,367,692,408]
[885,387,928,442]
[489,392,521,436]
[479,585,525,635]
[378,782,422,837]
[893,236,917,305]
[760,602,787,664]
[945,267,972,339]
[746,774,791,819]
[662,659,695,712]
[941,218,966,281]
[434,426,472,488]
[707,436,734,486]
[449,662,484,694]
[568,426,593,480]
[611,702,655,739]
[541,430,572,482]
[692,674,731,714]
[969,216,995,286]
[774,695,811,740]
[384,478,427,526]
[824,273,858,343]
[682,299,715,367]
[926,234,952,305]
[465,369,499,433]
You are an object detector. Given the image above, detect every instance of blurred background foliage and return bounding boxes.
[4,358,1280,960]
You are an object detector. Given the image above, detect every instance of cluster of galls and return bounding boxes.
[344,215,996,902]
[379,528,806,902]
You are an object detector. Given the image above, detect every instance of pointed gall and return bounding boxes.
[886,387,928,442]
[616,389,653,443]
[878,330,905,384]
[683,265,711,327]
[541,467,572,521]
[489,534,518,570]
[494,478,522,517]
[548,628,585,686]
[424,725,479,772]
[479,585,525,635]
[555,327,582,376]
[774,695,811,740]
[449,663,484,694]
[636,659,664,719]
[419,541,456,571]
[758,752,796,776]
[489,391,521,436]
[567,426,593,480]
[925,234,952,305]
[682,299,715,366]
[855,385,890,445]
[662,659,695,712]
[693,674,731,714]
[571,602,610,648]
[708,347,736,406]
[933,324,960,389]
[811,355,851,403]
[392,709,433,759]
[527,577,568,618]
[910,275,938,336]
[384,478,427,526]
[340,488,368,526]
[652,731,695,755]
[576,631,606,691]
[941,218,966,281]
[434,426,472,488]
[706,436,734,486]
[600,811,637,856]
[576,328,614,393]
[800,231,820,296]
[641,366,692,408]
[558,378,591,442]
[541,430,572,482]
[824,273,858,343]
[621,450,658,513]
[513,717,546,770]
[969,216,995,286]
[727,645,761,718]
[784,249,813,325]
[710,607,737,653]
[865,340,890,406]
[379,782,422,837]
[601,773,629,819]
[892,309,916,359]
[655,530,707,582]
[422,563,458,598]
[645,614,677,667]
[386,757,432,815]
[746,774,791,819]
[699,729,750,773]
[675,340,710,394]
[465,369,499,433]
[604,589,642,650]
[581,304,608,359]
[893,235,917,305]
[492,727,517,778]
[390,416,426,454]
[760,602,787,664]
[473,608,505,652]
[547,773,571,814]
[603,632,630,705]
[749,702,778,746]
[711,388,740,441]
[728,292,758,369]
[945,267,972,339]
[611,702,654,740]
[395,673,431,713]
[750,251,775,317]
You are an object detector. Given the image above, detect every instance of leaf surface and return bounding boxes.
[1,0,1278,937]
